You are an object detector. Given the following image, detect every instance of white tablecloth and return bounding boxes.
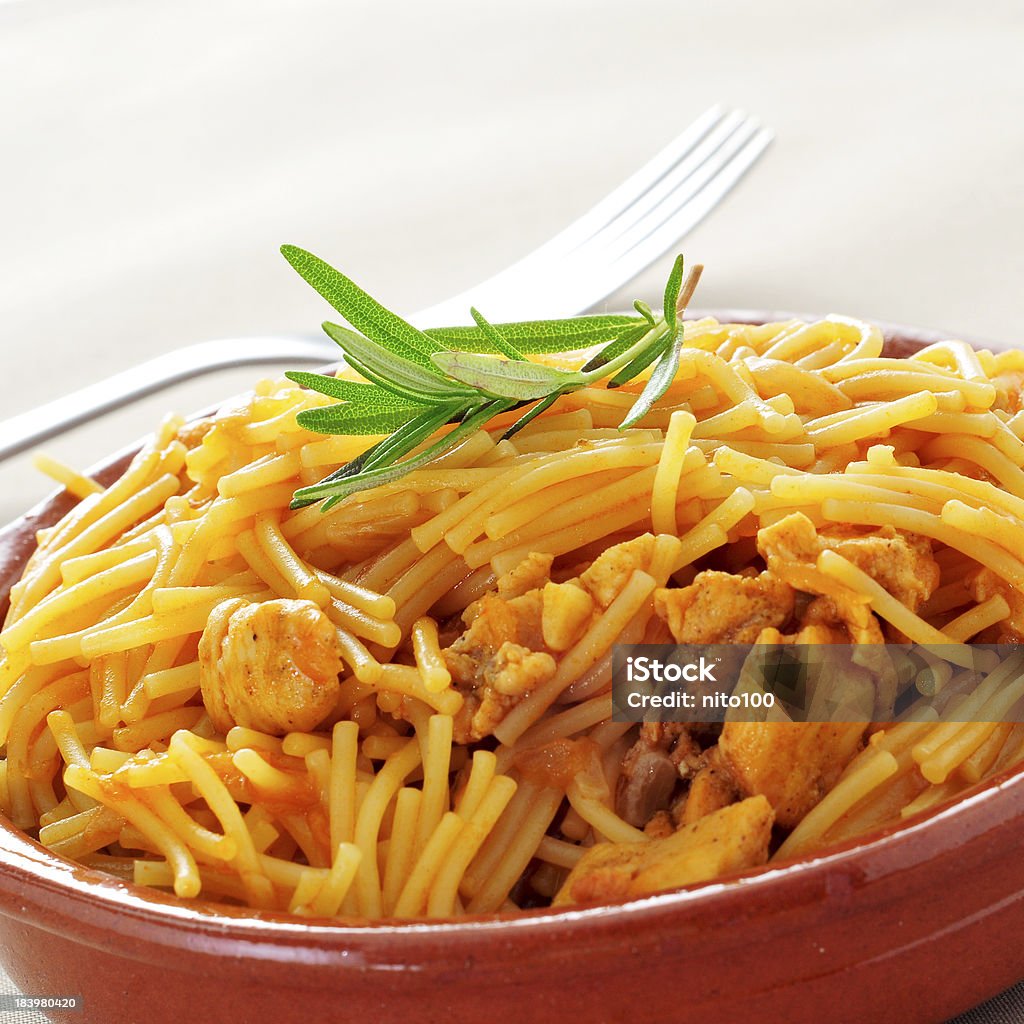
[1,0,1023,1019]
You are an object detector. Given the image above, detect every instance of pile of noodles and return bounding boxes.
[3,314,1024,917]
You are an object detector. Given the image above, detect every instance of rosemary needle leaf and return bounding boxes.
[580,320,657,375]
[281,245,445,370]
[323,322,477,403]
[287,441,384,509]
[295,405,420,436]
[619,326,683,429]
[296,401,511,508]
[608,331,668,387]
[662,254,685,336]
[431,350,583,401]
[284,371,425,411]
[290,401,464,508]
[282,247,704,509]
[470,308,526,361]
[634,300,656,327]
[426,314,642,355]
[358,401,466,473]
[501,392,561,439]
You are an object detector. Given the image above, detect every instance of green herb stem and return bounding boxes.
[280,246,702,509]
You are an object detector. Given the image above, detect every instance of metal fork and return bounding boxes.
[0,106,771,462]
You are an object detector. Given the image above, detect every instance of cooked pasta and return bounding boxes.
[4,314,1024,917]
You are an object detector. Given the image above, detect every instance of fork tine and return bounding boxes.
[600,125,775,291]
[549,123,773,315]
[569,110,753,255]
[600,115,767,263]
[542,104,730,256]
[415,107,770,325]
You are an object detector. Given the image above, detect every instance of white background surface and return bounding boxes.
[1,0,1023,1019]
[3,0,1024,527]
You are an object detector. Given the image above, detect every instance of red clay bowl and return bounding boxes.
[1,315,1022,1024]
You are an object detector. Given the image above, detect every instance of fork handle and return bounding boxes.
[0,335,335,463]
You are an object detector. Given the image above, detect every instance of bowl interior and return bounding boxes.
[0,311,1019,938]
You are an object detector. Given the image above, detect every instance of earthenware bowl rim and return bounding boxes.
[0,308,1018,948]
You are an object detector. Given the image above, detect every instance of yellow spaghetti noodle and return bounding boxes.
[3,315,1024,919]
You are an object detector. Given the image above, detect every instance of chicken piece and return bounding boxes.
[175,416,215,451]
[487,642,553,695]
[654,570,795,644]
[541,581,595,651]
[800,592,885,645]
[679,747,738,826]
[554,795,774,905]
[580,533,657,608]
[636,722,703,771]
[644,811,675,839]
[990,368,1024,415]
[449,644,554,741]
[198,598,343,736]
[757,623,845,645]
[755,511,822,566]
[755,623,887,717]
[753,515,890,643]
[514,737,599,790]
[442,533,683,742]
[718,720,866,828]
[970,568,1024,641]
[445,588,556,742]
[456,588,547,652]
[829,528,938,612]
[497,551,554,600]
[757,512,940,612]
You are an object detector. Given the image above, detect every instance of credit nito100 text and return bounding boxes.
[623,656,776,711]
[624,690,776,710]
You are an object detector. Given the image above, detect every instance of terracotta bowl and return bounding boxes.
[1,315,1022,1024]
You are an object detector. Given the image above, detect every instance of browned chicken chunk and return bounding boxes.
[654,570,795,644]
[445,589,556,742]
[580,534,658,608]
[718,720,866,828]
[198,598,343,736]
[799,591,885,645]
[554,795,774,905]
[757,512,940,612]
[679,747,739,826]
[444,536,665,742]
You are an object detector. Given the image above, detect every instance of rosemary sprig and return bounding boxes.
[281,245,702,509]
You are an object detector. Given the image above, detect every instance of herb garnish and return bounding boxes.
[282,245,703,511]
